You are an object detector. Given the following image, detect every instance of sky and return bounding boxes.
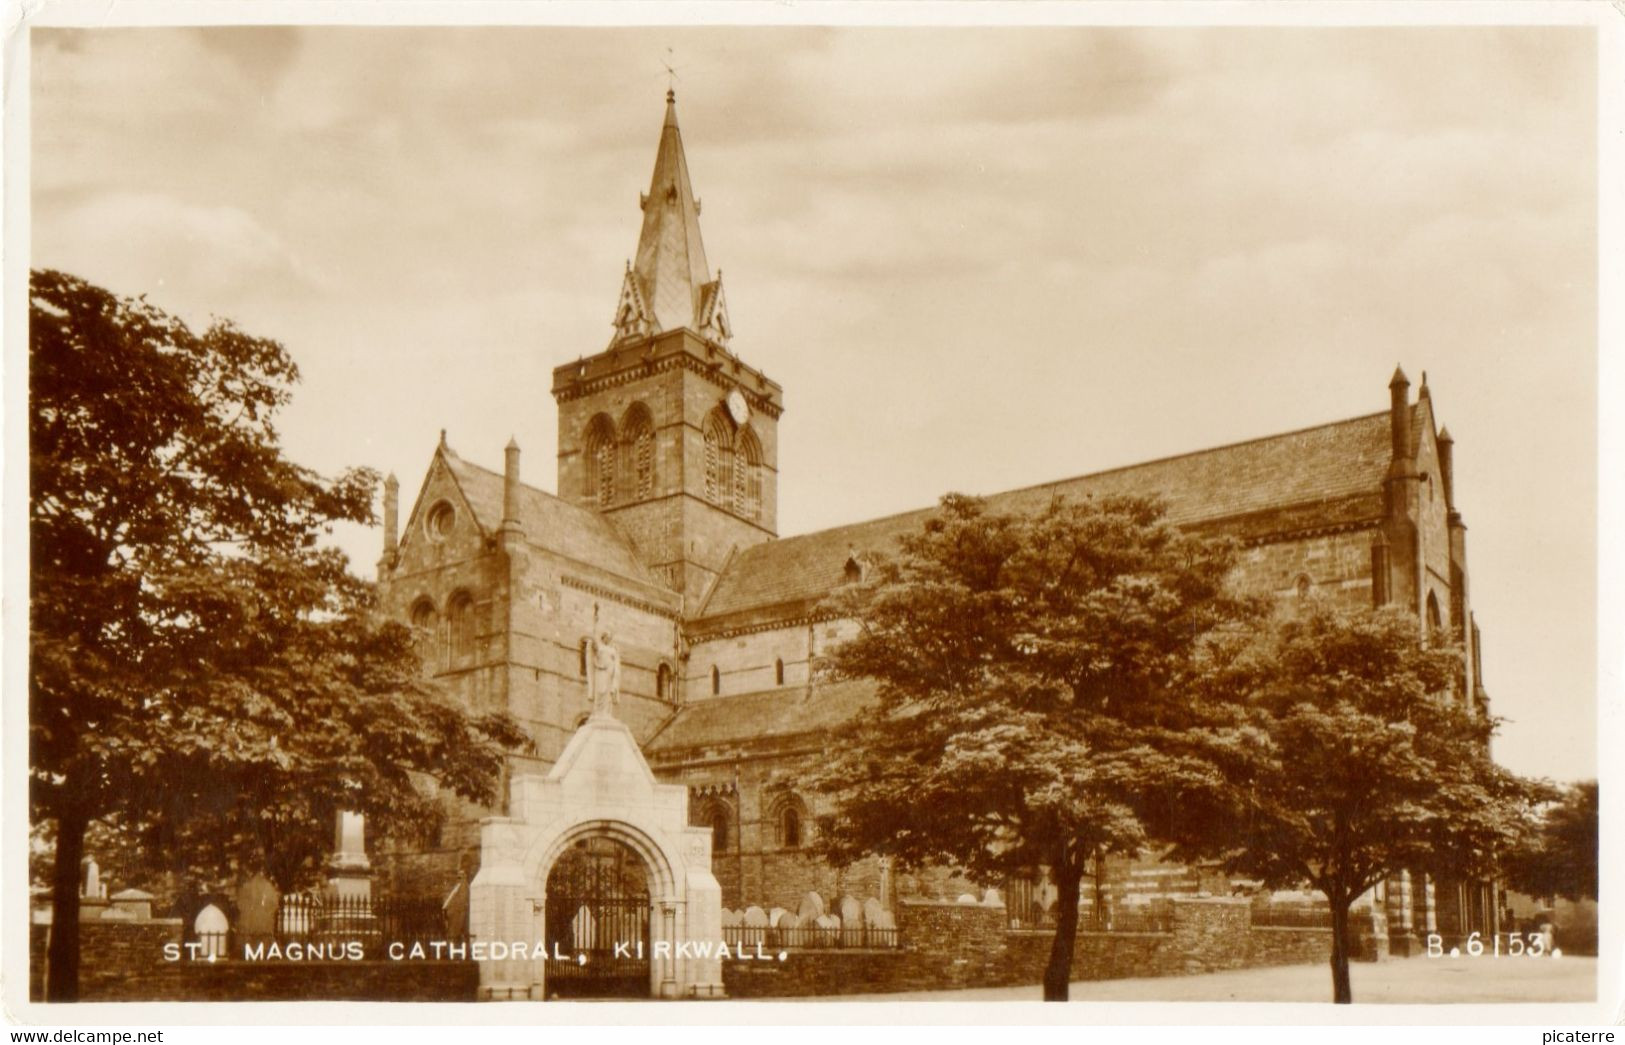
[27,24,1600,783]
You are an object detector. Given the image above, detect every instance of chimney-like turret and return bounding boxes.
[381,473,399,561]
[1388,365,1412,472]
[1437,425,1455,507]
[503,437,522,530]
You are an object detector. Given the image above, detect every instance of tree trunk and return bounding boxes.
[1043,858,1084,1002]
[1328,892,1353,1005]
[46,810,87,1002]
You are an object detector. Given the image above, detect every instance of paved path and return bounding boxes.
[822,955,1597,1004]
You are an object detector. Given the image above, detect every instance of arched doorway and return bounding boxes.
[543,835,651,999]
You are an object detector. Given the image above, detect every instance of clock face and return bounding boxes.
[726,390,750,425]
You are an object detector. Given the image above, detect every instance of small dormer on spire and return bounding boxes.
[609,90,725,347]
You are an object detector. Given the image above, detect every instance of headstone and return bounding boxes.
[957,893,979,904]
[82,858,100,899]
[333,811,370,871]
[863,897,886,926]
[839,895,864,927]
[777,912,800,931]
[111,888,156,922]
[797,891,825,922]
[743,905,769,944]
[982,887,1003,907]
[720,908,742,927]
[194,903,229,959]
[769,907,789,927]
[572,904,596,948]
[328,810,373,902]
[871,909,897,931]
[235,875,279,940]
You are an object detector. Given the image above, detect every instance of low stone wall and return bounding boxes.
[724,896,1336,998]
[1248,926,1333,968]
[30,923,477,1002]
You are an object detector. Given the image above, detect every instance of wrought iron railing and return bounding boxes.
[723,924,901,951]
[184,892,467,961]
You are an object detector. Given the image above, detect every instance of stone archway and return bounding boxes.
[542,835,651,998]
[470,717,724,1000]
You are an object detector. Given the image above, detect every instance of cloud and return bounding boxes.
[34,191,314,324]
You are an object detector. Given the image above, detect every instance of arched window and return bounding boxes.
[711,665,721,696]
[768,793,809,850]
[689,797,732,852]
[735,427,763,522]
[579,638,589,678]
[657,662,673,701]
[709,804,730,853]
[585,414,617,510]
[1295,574,1312,600]
[621,403,655,502]
[1427,592,1443,644]
[410,597,438,632]
[447,591,475,663]
[703,412,734,508]
[775,658,785,686]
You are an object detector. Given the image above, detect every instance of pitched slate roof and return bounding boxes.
[440,449,663,588]
[644,679,877,758]
[696,407,1413,629]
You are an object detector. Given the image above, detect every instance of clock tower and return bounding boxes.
[553,91,781,609]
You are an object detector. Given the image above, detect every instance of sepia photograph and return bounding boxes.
[6,3,1617,1030]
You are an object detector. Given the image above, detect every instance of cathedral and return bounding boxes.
[373,91,1495,977]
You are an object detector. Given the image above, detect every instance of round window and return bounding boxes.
[426,501,455,540]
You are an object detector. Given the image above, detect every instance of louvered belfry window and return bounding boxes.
[596,440,615,510]
[704,425,723,504]
[634,425,654,499]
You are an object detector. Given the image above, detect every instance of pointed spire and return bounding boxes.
[612,91,723,345]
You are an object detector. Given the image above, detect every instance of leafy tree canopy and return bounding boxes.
[30,270,527,996]
[1502,780,1597,903]
[809,492,1261,999]
[1179,601,1550,1001]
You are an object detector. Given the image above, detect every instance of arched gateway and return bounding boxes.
[469,716,725,1000]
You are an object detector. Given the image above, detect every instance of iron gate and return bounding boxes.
[543,836,651,999]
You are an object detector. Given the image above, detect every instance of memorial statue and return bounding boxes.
[587,604,621,719]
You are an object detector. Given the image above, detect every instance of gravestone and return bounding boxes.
[838,895,864,944]
[982,887,1003,907]
[769,907,789,927]
[871,909,897,931]
[863,897,886,926]
[720,908,742,927]
[194,903,229,959]
[743,905,769,945]
[110,888,155,922]
[797,891,824,922]
[957,893,979,904]
[236,874,279,943]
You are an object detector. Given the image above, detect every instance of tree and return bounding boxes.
[1502,780,1597,903]
[29,270,528,1000]
[1178,602,1547,1003]
[809,493,1260,1001]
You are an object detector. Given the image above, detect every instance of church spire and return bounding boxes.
[612,90,731,347]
